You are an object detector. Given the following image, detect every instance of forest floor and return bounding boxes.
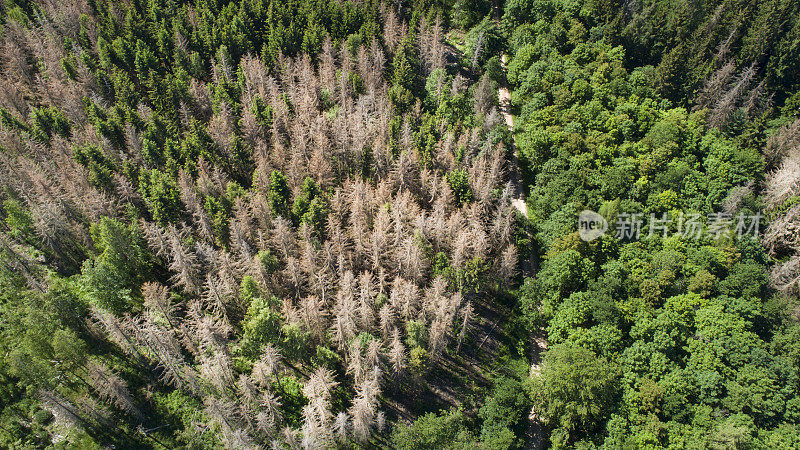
[381,293,517,424]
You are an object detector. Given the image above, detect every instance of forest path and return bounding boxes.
[498,53,546,450]
[497,55,527,219]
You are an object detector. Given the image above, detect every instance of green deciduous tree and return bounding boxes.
[534,344,620,443]
[478,377,531,448]
[391,408,476,450]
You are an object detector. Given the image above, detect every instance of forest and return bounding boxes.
[0,0,799,448]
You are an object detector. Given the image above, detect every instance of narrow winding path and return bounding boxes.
[498,55,527,219]
[498,54,547,450]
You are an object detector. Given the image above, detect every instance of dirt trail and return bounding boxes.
[498,53,547,450]
[498,55,527,220]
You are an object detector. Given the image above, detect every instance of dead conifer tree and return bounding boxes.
[709,63,756,129]
[257,390,283,437]
[695,60,736,110]
[167,225,201,295]
[40,390,87,434]
[388,328,407,377]
[348,368,381,444]
[331,271,359,351]
[456,301,473,353]
[252,344,284,387]
[142,282,176,328]
[765,157,800,210]
[88,363,144,422]
[498,245,519,290]
[765,118,800,168]
[334,411,349,442]
[378,304,396,340]
[301,396,335,449]
[303,367,339,403]
[204,396,256,449]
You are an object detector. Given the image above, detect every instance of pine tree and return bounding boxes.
[334,411,349,442]
[498,245,519,290]
[456,301,473,353]
[389,327,406,377]
[257,390,283,437]
[303,367,339,402]
[348,368,381,443]
[168,225,201,294]
[142,282,176,327]
[88,363,144,422]
[252,344,284,386]
[268,170,291,218]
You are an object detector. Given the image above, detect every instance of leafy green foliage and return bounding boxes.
[506,1,800,447]
[534,344,620,443]
[74,144,116,192]
[3,199,34,243]
[240,295,283,359]
[478,377,532,447]
[391,35,425,112]
[391,408,476,449]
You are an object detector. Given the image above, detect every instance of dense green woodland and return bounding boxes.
[1,0,800,448]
